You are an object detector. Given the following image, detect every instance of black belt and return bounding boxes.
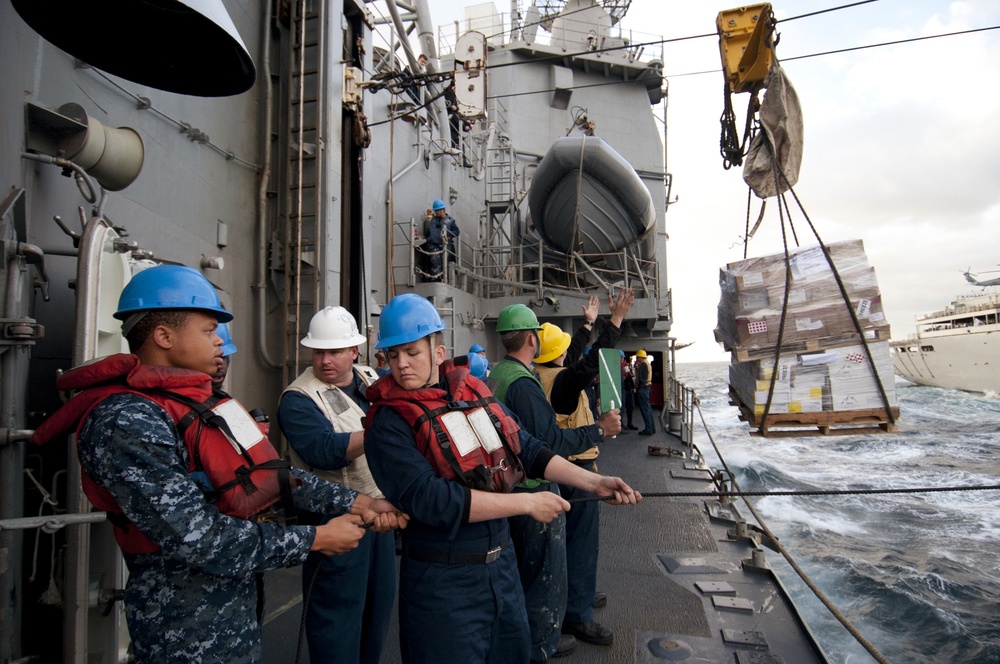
[405,539,507,565]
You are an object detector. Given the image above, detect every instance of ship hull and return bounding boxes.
[892,327,1000,393]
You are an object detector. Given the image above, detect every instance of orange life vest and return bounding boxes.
[32,354,292,554]
[366,362,525,492]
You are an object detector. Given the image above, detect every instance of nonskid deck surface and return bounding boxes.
[262,420,826,663]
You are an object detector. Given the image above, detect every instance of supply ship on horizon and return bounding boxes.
[891,271,1000,394]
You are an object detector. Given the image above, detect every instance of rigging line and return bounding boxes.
[770,164,898,424]
[759,163,795,431]
[779,0,881,23]
[666,24,1000,79]
[433,0,876,70]
[87,69,259,170]
[689,398,893,664]
[483,22,1000,101]
[368,84,450,127]
[782,24,1000,63]
[572,483,1000,501]
[482,31,715,72]
[424,1,925,77]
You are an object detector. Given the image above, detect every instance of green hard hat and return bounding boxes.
[496,304,542,333]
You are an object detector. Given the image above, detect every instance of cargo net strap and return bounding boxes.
[747,148,897,431]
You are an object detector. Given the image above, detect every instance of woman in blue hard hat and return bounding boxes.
[364,293,641,663]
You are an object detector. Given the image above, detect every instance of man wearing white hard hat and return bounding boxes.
[278,306,400,664]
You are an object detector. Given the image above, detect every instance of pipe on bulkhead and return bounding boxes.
[255,1,280,369]
[385,144,425,293]
[386,0,451,191]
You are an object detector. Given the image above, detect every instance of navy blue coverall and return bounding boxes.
[498,320,622,654]
[365,386,557,664]
[277,372,396,664]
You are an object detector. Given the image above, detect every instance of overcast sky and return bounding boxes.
[387,1,1000,362]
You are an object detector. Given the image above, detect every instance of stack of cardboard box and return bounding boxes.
[716,240,897,425]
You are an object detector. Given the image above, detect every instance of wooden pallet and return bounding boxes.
[730,389,899,438]
[731,327,891,363]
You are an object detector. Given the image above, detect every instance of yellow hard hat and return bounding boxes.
[536,322,571,364]
[636,349,647,358]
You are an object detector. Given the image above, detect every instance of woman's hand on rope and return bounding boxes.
[526,490,572,524]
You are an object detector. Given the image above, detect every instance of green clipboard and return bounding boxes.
[598,348,623,413]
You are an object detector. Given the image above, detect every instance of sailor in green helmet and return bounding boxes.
[488,289,634,659]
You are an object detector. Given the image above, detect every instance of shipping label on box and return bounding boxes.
[737,289,771,314]
[738,271,765,289]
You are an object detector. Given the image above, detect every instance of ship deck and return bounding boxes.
[261,418,828,663]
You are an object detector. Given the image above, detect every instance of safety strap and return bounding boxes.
[147,388,297,523]
[412,388,520,491]
[413,399,491,490]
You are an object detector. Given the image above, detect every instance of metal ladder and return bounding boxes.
[482,96,521,299]
[280,0,324,387]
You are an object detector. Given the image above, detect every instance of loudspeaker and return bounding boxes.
[11,0,256,97]
[56,104,145,192]
[26,102,145,192]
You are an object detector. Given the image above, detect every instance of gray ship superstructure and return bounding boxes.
[892,288,1000,393]
[1,1,832,662]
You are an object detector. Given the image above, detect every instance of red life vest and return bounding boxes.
[366,362,525,492]
[32,354,292,554]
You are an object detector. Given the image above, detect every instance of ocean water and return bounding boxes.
[676,362,1000,664]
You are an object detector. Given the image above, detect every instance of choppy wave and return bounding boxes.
[678,362,1000,664]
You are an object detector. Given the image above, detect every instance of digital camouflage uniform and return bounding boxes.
[78,392,362,664]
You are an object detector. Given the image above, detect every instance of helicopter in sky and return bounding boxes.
[962,267,1000,287]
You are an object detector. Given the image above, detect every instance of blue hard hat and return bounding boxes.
[217,322,238,356]
[115,265,233,322]
[469,343,485,353]
[376,293,446,349]
[432,199,447,211]
[468,353,489,379]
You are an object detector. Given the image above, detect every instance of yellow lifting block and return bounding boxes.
[717,3,775,94]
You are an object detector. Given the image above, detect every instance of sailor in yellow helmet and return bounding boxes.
[634,349,656,434]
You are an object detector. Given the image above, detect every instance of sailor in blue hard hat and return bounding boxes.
[363,292,641,663]
[38,263,406,663]
[467,352,489,380]
[212,321,238,389]
[423,199,460,282]
[469,343,489,377]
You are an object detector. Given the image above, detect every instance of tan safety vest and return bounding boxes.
[637,358,652,387]
[535,365,599,464]
[282,365,383,498]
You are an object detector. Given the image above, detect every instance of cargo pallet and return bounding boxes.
[730,389,899,438]
[729,327,891,363]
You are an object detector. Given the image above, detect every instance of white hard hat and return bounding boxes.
[301,306,367,349]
